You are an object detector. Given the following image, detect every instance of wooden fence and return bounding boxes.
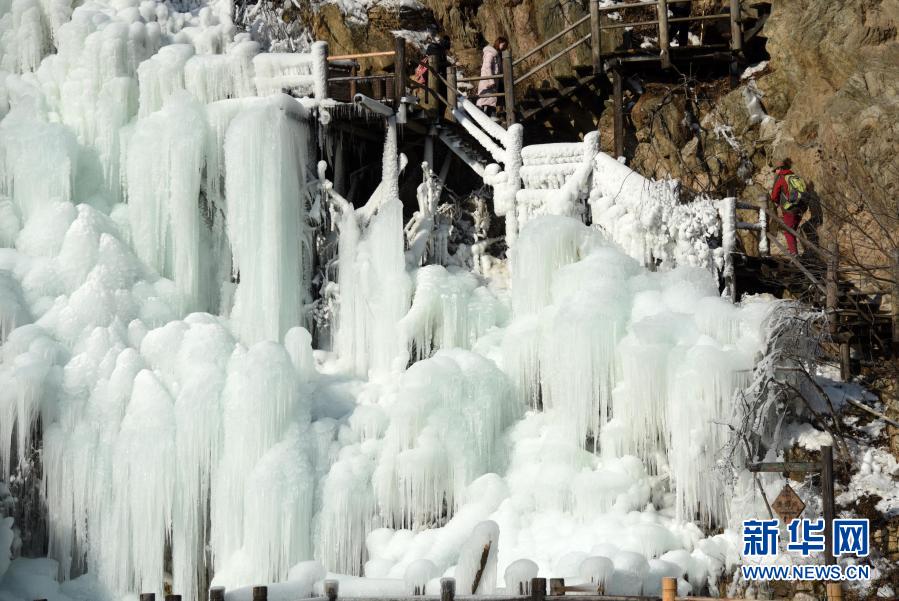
[57,573,851,601]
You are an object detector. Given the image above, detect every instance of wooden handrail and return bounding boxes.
[457,73,501,83]
[328,50,395,61]
[513,14,591,67]
[328,74,394,83]
[514,34,591,85]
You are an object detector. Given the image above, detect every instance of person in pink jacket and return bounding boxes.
[476,36,509,117]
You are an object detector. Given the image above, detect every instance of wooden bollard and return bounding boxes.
[530,578,546,601]
[252,586,267,601]
[139,595,155,601]
[324,579,339,601]
[209,587,225,601]
[662,577,677,601]
[440,577,456,601]
[549,578,565,596]
[827,582,843,600]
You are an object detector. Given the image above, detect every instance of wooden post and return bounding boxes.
[325,579,339,601]
[440,578,456,601]
[252,586,267,601]
[822,445,836,566]
[531,578,546,601]
[661,577,677,601]
[827,582,843,600]
[209,588,225,601]
[394,36,406,102]
[549,578,565,596]
[612,64,624,158]
[656,0,671,69]
[446,67,457,122]
[892,249,899,358]
[502,49,516,127]
[730,0,743,53]
[139,595,155,601]
[373,76,384,101]
[349,62,357,101]
[590,0,602,74]
[826,236,839,336]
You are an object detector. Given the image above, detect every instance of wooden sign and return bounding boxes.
[771,483,806,523]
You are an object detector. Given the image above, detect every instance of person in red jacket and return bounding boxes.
[770,158,802,255]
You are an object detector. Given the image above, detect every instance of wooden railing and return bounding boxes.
[319,0,746,127]
[109,573,849,601]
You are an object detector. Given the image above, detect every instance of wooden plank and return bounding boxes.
[747,461,822,473]
[590,0,602,74]
[730,0,743,53]
[612,66,624,158]
[394,36,406,101]
[892,249,899,357]
[328,50,395,61]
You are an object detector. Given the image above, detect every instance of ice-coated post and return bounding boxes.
[661,577,677,601]
[730,0,743,53]
[590,0,602,74]
[822,445,835,566]
[139,596,155,601]
[757,206,768,256]
[446,67,458,122]
[394,36,406,102]
[312,41,329,101]
[827,582,843,600]
[325,579,339,601]
[209,587,225,601]
[440,577,456,601]
[502,49,516,127]
[549,578,565,596]
[656,0,671,69]
[252,586,267,601]
[530,578,546,601]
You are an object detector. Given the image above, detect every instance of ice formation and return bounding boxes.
[0,0,778,599]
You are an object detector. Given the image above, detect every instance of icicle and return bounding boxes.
[225,96,310,344]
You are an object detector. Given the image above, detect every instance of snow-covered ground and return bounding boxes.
[1,0,891,600]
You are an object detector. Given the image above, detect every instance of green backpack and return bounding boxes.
[781,174,807,212]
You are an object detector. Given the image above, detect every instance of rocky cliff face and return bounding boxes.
[617,0,898,258]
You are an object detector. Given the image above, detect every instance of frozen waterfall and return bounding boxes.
[0,1,775,600]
